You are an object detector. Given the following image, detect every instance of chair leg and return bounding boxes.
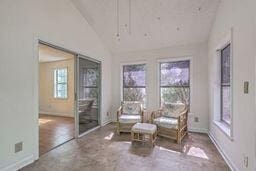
[177,131,181,144]
[116,122,120,135]
[131,131,135,144]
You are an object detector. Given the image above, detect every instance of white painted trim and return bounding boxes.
[1,155,34,171]
[156,56,193,107]
[188,127,208,134]
[53,67,69,99]
[213,121,233,141]
[208,132,238,171]
[101,119,112,126]
[78,126,100,138]
[120,61,148,108]
[213,28,234,139]
[39,111,74,118]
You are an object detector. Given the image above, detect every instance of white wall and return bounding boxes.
[208,0,256,170]
[39,59,75,117]
[0,0,112,170]
[111,43,209,132]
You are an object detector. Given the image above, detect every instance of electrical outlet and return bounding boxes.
[107,112,109,116]
[15,142,23,153]
[244,81,249,94]
[194,117,199,122]
[243,155,249,168]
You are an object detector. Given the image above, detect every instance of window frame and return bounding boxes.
[120,62,147,107]
[220,43,231,126]
[157,57,192,108]
[54,67,68,99]
[213,29,234,140]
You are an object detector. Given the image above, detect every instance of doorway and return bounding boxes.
[38,43,75,155]
[37,41,102,155]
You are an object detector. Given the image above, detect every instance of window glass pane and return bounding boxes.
[54,68,68,98]
[221,86,231,124]
[160,61,189,86]
[123,64,145,87]
[221,45,230,84]
[80,88,98,105]
[161,87,189,104]
[81,68,98,87]
[123,88,146,103]
[57,84,63,91]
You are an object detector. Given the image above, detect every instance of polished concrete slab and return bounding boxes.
[22,123,230,171]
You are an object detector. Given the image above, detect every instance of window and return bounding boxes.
[122,64,146,106]
[160,60,190,106]
[54,68,68,99]
[220,44,231,125]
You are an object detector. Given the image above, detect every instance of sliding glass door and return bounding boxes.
[76,55,101,136]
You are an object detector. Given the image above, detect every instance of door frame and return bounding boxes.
[36,39,102,158]
[37,40,76,156]
[75,54,102,138]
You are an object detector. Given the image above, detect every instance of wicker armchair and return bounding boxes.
[116,101,144,135]
[151,103,188,144]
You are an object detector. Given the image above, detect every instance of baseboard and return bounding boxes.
[208,132,238,171]
[188,127,208,134]
[39,111,74,118]
[1,154,34,171]
[101,119,112,126]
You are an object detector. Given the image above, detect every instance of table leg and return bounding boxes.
[131,131,134,142]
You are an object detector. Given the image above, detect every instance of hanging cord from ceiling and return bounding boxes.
[129,0,131,35]
[116,0,120,38]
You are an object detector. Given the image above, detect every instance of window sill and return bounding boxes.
[54,97,68,100]
[213,121,233,141]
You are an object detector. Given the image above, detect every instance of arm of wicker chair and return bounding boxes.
[151,110,162,123]
[116,106,122,122]
[177,109,188,130]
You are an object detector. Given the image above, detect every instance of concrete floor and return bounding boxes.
[22,123,230,171]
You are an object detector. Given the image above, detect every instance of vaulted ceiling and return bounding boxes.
[72,0,220,53]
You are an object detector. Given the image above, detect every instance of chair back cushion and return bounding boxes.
[122,101,141,115]
[162,103,186,118]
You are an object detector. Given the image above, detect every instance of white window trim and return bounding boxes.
[54,67,68,99]
[156,56,193,109]
[120,61,147,108]
[213,28,234,140]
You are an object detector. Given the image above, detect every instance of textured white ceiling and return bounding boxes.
[72,0,220,53]
[39,44,74,63]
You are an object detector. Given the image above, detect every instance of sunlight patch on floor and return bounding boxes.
[39,118,52,125]
[104,132,114,140]
[185,146,209,160]
[158,146,181,154]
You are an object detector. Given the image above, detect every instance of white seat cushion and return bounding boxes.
[119,114,141,123]
[132,123,157,134]
[153,116,178,129]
